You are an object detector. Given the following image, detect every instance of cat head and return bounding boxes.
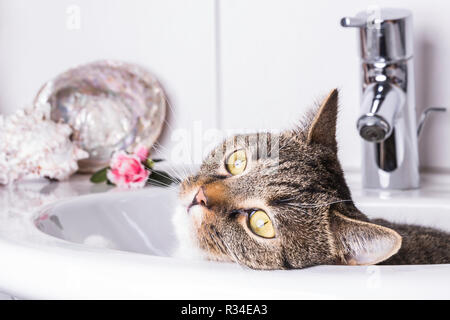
[177,89,401,269]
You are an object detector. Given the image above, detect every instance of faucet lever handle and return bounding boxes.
[340,17,366,28]
[417,107,447,137]
[340,9,413,62]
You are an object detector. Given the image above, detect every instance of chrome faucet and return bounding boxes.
[341,8,445,190]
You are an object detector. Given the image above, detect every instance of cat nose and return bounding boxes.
[191,187,208,207]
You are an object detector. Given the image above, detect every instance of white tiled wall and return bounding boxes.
[218,0,450,171]
[1,0,449,171]
[0,0,218,157]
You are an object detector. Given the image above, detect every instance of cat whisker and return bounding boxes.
[207,230,227,257]
[145,175,180,189]
[146,147,192,182]
[297,199,353,208]
[142,163,182,186]
[276,198,353,208]
[146,180,178,189]
[220,239,247,270]
[149,143,188,180]
[277,134,298,153]
[208,227,247,270]
[279,203,312,215]
[154,97,199,180]
[144,166,181,185]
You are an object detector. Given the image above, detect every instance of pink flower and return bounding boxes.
[107,151,150,188]
[134,144,150,162]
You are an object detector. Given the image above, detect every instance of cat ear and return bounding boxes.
[330,211,402,265]
[307,89,339,153]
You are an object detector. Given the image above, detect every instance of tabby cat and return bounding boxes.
[173,89,450,269]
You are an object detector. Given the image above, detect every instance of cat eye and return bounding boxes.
[248,210,275,239]
[225,149,247,175]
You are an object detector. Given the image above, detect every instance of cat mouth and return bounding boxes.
[187,203,210,218]
[186,203,198,213]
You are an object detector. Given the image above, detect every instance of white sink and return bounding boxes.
[0,173,449,299]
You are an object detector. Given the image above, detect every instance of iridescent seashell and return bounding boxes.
[34,60,167,173]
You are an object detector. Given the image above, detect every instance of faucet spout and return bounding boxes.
[358,82,409,175]
[357,83,404,143]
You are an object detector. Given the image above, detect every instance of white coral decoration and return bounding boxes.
[0,104,88,184]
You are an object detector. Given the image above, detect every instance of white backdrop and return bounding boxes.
[0,0,449,171]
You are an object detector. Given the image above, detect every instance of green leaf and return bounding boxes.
[145,159,155,169]
[147,170,180,187]
[90,167,108,183]
[144,158,165,169]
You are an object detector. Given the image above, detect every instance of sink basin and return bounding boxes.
[36,189,450,258]
[36,189,179,257]
[0,173,449,299]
